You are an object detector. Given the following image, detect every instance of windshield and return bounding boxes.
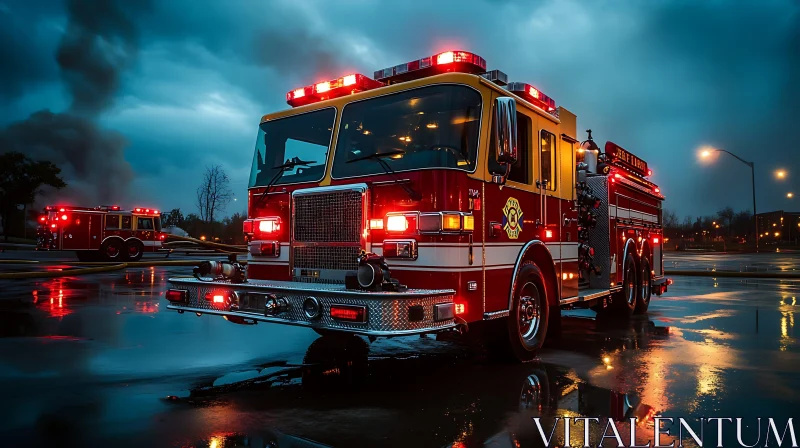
[332,85,482,178]
[249,108,336,187]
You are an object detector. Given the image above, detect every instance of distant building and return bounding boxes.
[756,210,800,244]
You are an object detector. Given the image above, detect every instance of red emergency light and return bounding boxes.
[287,73,384,107]
[374,50,487,84]
[506,82,557,116]
[133,208,159,215]
[330,304,367,322]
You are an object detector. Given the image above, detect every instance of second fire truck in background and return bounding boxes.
[37,205,165,261]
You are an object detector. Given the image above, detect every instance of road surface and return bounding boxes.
[0,253,797,447]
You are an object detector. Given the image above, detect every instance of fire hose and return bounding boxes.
[161,234,247,254]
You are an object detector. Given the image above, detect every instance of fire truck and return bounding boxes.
[166,50,670,361]
[36,205,165,261]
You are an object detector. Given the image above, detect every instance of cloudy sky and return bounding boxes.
[1,0,798,219]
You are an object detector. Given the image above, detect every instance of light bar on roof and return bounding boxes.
[506,82,557,117]
[286,73,384,107]
[374,50,487,84]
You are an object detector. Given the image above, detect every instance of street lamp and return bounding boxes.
[788,192,794,199]
[776,169,787,179]
[699,147,758,252]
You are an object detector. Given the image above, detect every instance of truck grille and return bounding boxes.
[293,188,364,243]
[292,246,361,272]
[292,186,365,282]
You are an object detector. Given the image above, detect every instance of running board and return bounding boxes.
[483,287,621,320]
[560,286,622,305]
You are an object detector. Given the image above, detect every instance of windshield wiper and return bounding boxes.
[347,149,422,201]
[254,157,316,209]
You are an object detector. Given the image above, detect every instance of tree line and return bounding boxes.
[0,152,65,241]
[0,154,246,244]
[662,206,753,242]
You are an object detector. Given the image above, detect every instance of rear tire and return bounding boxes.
[124,240,144,262]
[613,253,637,318]
[506,264,550,362]
[635,257,652,314]
[100,239,124,262]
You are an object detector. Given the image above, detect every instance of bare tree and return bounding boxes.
[716,206,735,234]
[662,209,679,238]
[196,165,233,225]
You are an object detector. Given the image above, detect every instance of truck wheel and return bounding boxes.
[635,257,652,314]
[614,253,638,318]
[124,240,144,262]
[507,263,550,362]
[101,239,124,262]
[302,335,368,390]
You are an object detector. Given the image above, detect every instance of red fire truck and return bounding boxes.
[36,205,165,261]
[166,50,670,361]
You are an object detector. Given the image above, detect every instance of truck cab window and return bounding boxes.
[121,216,132,230]
[540,130,557,191]
[489,111,531,185]
[106,215,120,229]
[249,108,335,188]
[332,84,481,178]
[137,217,154,230]
[154,217,162,232]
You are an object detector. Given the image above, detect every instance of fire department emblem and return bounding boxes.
[502,197,523,239]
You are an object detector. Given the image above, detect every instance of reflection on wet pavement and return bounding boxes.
[0,262,797,447]
[666,250,800,273]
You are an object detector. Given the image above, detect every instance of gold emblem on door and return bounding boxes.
[502,197,523,239]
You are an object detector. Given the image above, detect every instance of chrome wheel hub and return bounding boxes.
[520,374,542,410]
[518,282,541,340]
[626,266,636,305]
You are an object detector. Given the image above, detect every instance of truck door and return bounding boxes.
[61,211,92,250]
[538,123,579,299]
[134,216,155,247]
[88,213,102,249]
[483,97,541,312]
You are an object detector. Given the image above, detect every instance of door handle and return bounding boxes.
[489,221,503,237]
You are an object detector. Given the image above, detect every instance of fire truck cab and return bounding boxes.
[166,50,669,361]
[37,205,165,262]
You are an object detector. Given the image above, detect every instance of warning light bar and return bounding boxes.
[374,50,487,84]
[133,208,160,215]
[286,73,384,107]
[506,82,557,117]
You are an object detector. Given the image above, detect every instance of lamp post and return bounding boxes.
[700,148,758,252]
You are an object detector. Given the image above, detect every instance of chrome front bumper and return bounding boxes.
[166,277,458,337]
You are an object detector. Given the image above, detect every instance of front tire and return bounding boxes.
[507,264,550,362]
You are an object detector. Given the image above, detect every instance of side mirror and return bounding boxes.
[492,97,518,184]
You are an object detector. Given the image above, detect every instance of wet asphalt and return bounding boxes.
[0,252,798,447]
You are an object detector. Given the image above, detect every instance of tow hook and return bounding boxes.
[265,295,290,316]
[455,316,469,335]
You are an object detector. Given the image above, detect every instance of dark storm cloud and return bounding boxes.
[0,110,132,203]
[1,0,798,215]
[0,1,61,102]
[56,0,148,115]
[631,1,800,214]
[0,0,148,204]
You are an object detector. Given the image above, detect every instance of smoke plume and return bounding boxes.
[0,0,148,205]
